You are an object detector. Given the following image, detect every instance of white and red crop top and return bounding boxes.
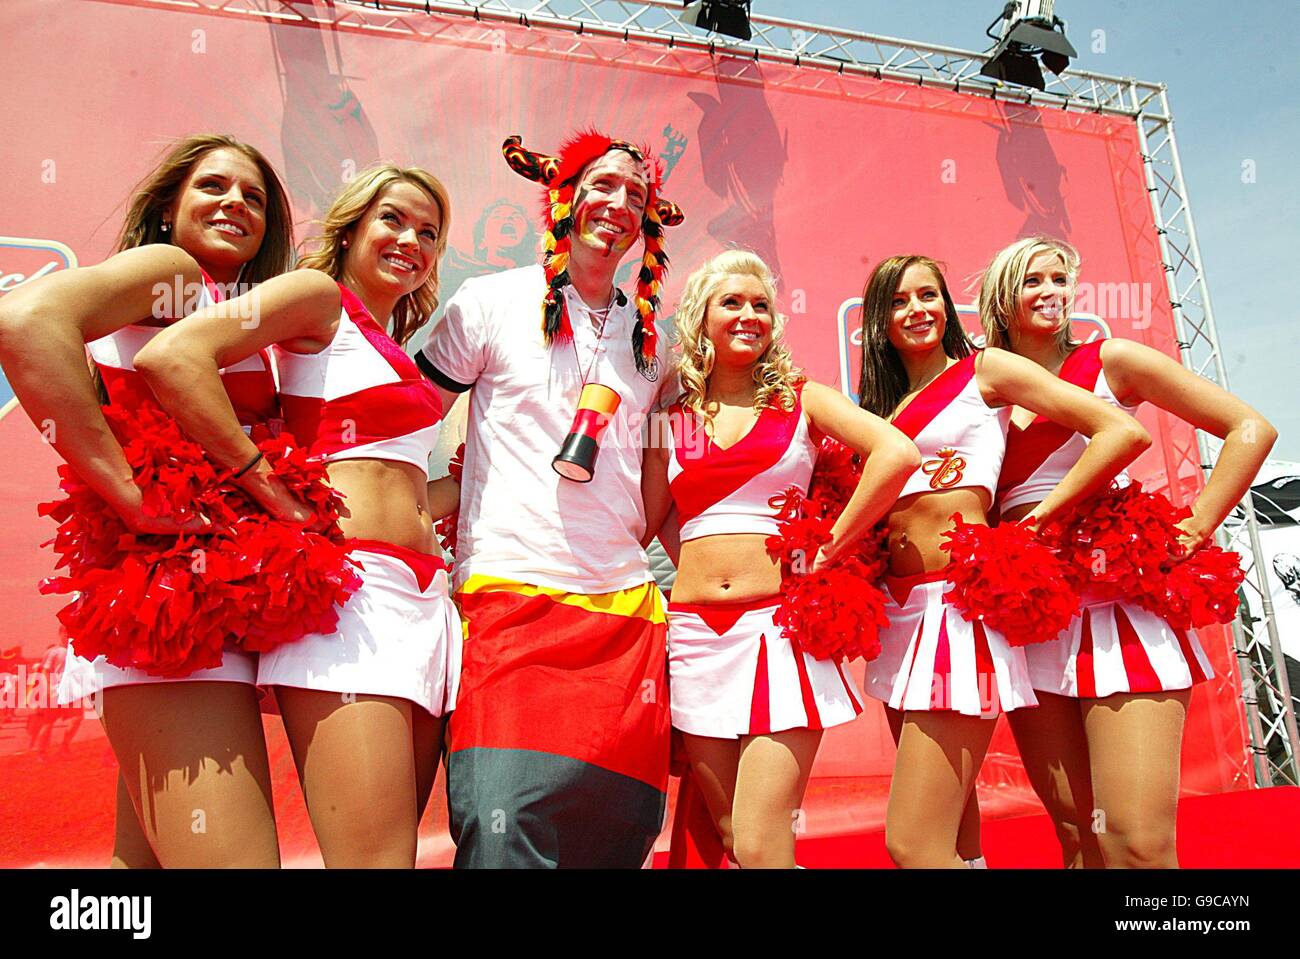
[667,384,818,542]
[997,340,1136,513]
[891,353,1012,502]
[87,269,277,428]
[274,283,443,474]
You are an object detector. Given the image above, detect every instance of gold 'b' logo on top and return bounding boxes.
[922,447,967,489]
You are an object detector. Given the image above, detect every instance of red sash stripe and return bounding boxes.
[670,391,803,526]
[1000,342,1108,493]
[1028,341,1106,425]
[337,284,444,420]
[890,354,977,440]
[999,419,1077,493]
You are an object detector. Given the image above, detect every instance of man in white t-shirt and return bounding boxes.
[418,131,684,868]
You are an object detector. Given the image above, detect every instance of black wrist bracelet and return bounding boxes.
[232,451,264,481]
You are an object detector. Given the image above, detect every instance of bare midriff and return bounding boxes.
[670,488,1002,598]
[324,458,434,553]
[670,533,781,604]
[998,501,1038,524]
[886,486,994,577]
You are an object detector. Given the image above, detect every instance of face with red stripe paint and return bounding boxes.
[571,151,647,262]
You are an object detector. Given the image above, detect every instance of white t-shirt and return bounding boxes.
[422,264,671,594]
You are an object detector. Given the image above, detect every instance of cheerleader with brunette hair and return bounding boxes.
[0,133,294,867]
[980,236,1276,868]
[856,254,1151,868]
[135,163,460,868]
[643,249,918,868]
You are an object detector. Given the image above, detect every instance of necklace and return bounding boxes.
[568,289,617,388]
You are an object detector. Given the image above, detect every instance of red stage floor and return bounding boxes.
[764,786,1300,869]
[3,718,1298,868]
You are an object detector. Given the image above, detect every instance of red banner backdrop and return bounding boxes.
[0,0,1250,866]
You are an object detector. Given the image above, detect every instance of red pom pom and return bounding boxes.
[203,517,363,654]
[41,538,230,678]
[1042,482,1244,631]
[1041,483,1185,606]
[806,437,861,514]
[37,404,229,676]
[774,559,890,663]
[940,514,1079,647]
[185,428,361,656]
[1154,545,1244,630]
[763,440,892,662]
[38,414,363,673]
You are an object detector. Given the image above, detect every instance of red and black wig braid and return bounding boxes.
[633,196,684,374]
[542,185,575,343]
[633,203,666,374]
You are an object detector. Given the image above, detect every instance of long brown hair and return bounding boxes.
[297,164,452,347]
[116,133,294,283]
[93,134,293,401]
[857,255,973,417]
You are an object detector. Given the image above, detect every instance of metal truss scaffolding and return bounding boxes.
[1132,89,1300,787]
[121,0,1300,783]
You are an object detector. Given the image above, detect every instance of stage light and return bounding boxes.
[682,0,753,42]
[979,0,1078,91]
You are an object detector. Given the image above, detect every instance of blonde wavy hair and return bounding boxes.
[977,235,1080,352]
[298,163,452,347]
[674,249,802,420]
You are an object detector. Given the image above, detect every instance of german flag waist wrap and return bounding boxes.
[446,575,671,868]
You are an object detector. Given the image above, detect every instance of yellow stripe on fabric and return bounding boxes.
[459,575,666,625]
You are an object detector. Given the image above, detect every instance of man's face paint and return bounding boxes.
[571,150,648,258]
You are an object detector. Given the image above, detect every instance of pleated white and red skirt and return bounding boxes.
[257,540,462,718]
[862,570,1038,718]
[1024,592,1214,699]
[667,596,863,739]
